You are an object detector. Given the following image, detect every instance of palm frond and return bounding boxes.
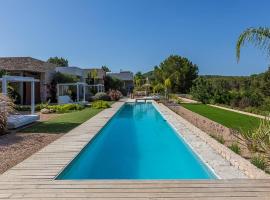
[236,27,270,62]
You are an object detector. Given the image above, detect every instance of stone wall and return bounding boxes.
[166,104,236,141]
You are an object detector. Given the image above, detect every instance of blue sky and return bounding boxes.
[0,0,269,75]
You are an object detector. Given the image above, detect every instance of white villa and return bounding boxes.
[0,57,106,104]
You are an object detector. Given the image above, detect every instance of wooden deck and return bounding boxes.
[0,179,270,199]
[0,100,270,199]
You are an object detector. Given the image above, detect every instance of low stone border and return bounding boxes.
[158,102,269,179]
[167,104,235,142]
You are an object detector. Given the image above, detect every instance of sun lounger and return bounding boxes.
[58,95,74,104]
[7,114,40,129]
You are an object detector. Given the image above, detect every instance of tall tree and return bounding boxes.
[153,55,198,93]
[236,27,270,62]
[47,56,69,66]
[164,78,172,98]
[101,65,110,72]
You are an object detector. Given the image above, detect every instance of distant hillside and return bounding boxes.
[143,71,262,81]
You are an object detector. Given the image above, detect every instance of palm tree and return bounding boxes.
[88,69,98,85]
[164,78,172,99]
[236,27,270,62]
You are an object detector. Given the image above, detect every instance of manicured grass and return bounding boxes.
[22,106,110,134]
[181,103,261,133]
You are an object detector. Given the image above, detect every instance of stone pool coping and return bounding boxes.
[152,101,269,179]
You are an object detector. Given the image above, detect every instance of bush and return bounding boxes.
[15,103,48,112]
[229,91,242,107]
[239,118,270,157]
[23,103,86,114]
[0,94,14,134]
[108,90,122,101]
[229,143,241,155]
[92,101,111,109]
[47,104,84,113]
[93,92,111,101]
[190,77,213,104]
[153,83,165,94]
[251,155,268,171]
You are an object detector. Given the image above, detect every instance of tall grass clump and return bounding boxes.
[240,118,270,156]
[229,143,241,155]
[237,117,270,171]
[210,133,225,144]
[0,94,14,134]
[251,155,268,171]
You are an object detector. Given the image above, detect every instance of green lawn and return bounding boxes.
[22,107,105,134]
[181,103,261,133]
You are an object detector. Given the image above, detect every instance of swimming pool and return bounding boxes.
[57,103,216,179]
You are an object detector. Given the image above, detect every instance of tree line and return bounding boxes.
[190,69,270,114]
[135,55,199,96]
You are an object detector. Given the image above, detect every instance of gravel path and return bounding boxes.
[0,132,63,174]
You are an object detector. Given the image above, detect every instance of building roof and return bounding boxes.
[107,71,133,81]
[0,57,57,72]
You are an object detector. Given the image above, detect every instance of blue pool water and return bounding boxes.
[57,103,216,179]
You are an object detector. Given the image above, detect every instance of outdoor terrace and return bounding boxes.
[0,100,269,199]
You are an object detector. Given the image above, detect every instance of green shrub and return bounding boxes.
[15,104,47,111]
[229,143,241,155]
[153,83,165,94]
[168,94,182,104]
[190,77,213,104]
[15,103,85,113]
[168,94,178,100]
[47,104,84,113]
[93,92,111,101]
[239,118,270,159]
[176,98,183,104]
[92,101,110,109]
[251,155,268,171]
